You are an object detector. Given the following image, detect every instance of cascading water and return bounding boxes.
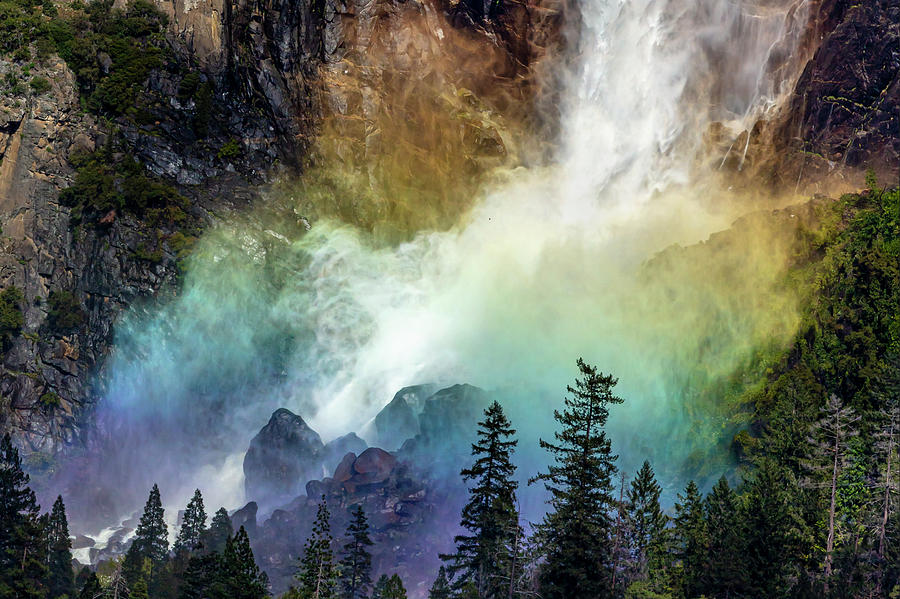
[66,0,813,528]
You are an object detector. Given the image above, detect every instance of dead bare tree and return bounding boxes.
[802,394,860,593]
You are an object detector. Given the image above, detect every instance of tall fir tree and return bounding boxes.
[338,505,373,599]
[295,497,337,599]
[671,481,707,598]
[428,567,451,599]
[46,496,75,599]
[371,574,407,599]
[201,508,234,554]
[174,490,207,556]
[741,459,801,599]
[76,571,101,599]
[624,461,668,586]
[123,484,169,588]
[442,400,519,598]
[0,433,48,599]
[221,526,269,598]
[703,476,745,597]
[529,359,624,599]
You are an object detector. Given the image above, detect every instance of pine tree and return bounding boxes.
[0,433,48,599]
[200,508,233,555]
[46,496,75,599]
[123,484,169,588]
[742,459,800,599]
[672,480,707,598]
[529,359,624,599]
[428,567,451,599]
[371,574,406,599]
[221,526,269,598]
[76,572,101,599]
[624,461,667,585]
[179,552,224,599]
[131,577,150,599]
[338,505,373,599]
[442,400,519,598]
[174,490,207,556]
[703,476,745,597]
[295,497,337,599]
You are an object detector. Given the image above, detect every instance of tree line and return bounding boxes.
[428,358,900,599]
[2,352,897,599]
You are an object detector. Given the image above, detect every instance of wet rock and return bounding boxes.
[231,501,259,537]
[243,409,325,507]
[323,432,367,470]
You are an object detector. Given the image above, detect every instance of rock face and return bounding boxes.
[243,409,326,506]
[370,386,428,449]
[778,0,899,184]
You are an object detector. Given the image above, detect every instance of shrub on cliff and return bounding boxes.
[0,285,24,348]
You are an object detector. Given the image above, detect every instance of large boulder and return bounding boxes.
[243,409,325,507]
[323,433,367,471]
[368,386,430,450]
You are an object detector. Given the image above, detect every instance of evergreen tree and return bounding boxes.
[131,577,150,599]
[0,433,48,599]
[179,552,224,599]
[624,461,667,585]
[703,477,745,597]
[338,505,373,599]
[671,481,707,598]
[442,400,519,598]
[295,497,337,599]
[200,508,233,555]
[46,495,76,599]
[741,460,800,599]
[123,484,169,588]
[371,574,406,599]
[428,567,451,599]
[221,526,269,598]
[174,490,207,556]
[76,572,101,599]
[529,359,624,599]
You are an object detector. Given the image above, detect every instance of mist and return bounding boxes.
[56,0,814,533]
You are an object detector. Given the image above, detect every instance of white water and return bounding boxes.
[291,0,811,438]
[85,0,813,536]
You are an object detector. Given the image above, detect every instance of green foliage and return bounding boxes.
[46,498,75,599]
[531,359,624,599]
[0,433,48,598]
[52,0,169,118]
[294,497,337,599]
[0,0,45,59]
[338,505,373,599]
[624,461,668,587]
[371,574,406,599]
[28,75,50,94]
[38,391,61,408]
[123,484,169,589]
[60,145,190,230]
[46,290,85,332]
[217,139,241,161]
[428,567,451,599]
[0,286,24,348]
[174,489,207,556]
[442,400,520,598]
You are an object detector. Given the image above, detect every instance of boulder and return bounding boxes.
[323,433,367,471]
[368,385,435,449]
[243,409,325,506]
